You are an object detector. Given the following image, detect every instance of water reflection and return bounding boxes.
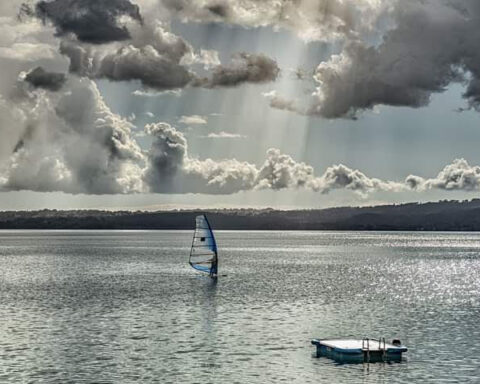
[1,231,480,383]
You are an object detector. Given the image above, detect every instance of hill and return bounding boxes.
[1,199,480,230]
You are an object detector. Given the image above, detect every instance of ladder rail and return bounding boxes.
[363,337,389,363]
[362,337,370,363]
[377,337,387,361]
[382,337,386,360]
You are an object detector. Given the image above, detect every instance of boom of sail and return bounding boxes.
[189,214,218,275]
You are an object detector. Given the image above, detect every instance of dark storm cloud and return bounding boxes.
[58,23,197,91]
[34,0,142,44]
[24,66,66,91]
[59,40,91,74]
[310,0,480,118]
[196,53,280,88]
[205,4,229,18]
[60,38,279,91]
[98,45,194,90]
[17,1,280,92]
[158,0,480,120]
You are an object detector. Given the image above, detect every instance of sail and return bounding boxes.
[189,215,218,275]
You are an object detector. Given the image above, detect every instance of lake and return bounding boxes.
[1,230,479,383]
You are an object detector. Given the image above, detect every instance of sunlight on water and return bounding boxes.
[0,231,480,383]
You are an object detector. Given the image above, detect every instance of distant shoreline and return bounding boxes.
[1,199,480,231]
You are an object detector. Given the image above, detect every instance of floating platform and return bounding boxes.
[311,338,407,363]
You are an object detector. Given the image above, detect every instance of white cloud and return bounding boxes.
[179,115,208,125]
[185,49,221,70]
[2,87,480,196]
[203,131,246,139]
[406,159,480,192]
[0,43,57,62]
[132,89,182,97]
[262,90,301,113]
[0,76,144,194]
[254,149,405,194]
[141,125,407,195]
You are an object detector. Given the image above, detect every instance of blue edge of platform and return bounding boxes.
[311,339,408,355]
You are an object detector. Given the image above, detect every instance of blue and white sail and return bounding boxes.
[189,215,218,275]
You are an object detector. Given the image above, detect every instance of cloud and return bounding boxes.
[254,149,405,194]
[58,21,278,91]
[316,163,405,194]
[183,157,258,194]
[307,1,480,118]
[195,53,280,88]
[55,19,198,90]
[98,45,194,90]
[142,122,254,194]
[203,132,246,139]
[160,0,389,42]
[3,84,480,196]
[13,3,279,94]
[0,75,143,194]
[46,10,199,89]
[255,149,316,190]
[132,89,182,97]
[24,66,66,91]
[143,128,405,195]
[0,94,28,166]
[20,0,480,121]
[143,122,187,192]
[6,1,480,198]
[189,49,221,70]
[262,90,301,113]
[33,0,143,44]
[0,43,58,62]
[179,115,207,125]
[406,159,480,192]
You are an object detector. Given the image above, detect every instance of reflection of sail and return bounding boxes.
[189,215,218,275]
[201,279,219,370]
[183,275,220,372]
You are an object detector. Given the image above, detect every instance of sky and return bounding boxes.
[1,0,480,210]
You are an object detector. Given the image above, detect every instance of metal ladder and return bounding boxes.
[362,337,370,362]
[378,337,387,361]
[362,337,387,362]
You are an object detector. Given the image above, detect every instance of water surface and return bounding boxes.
[1,230,479,383]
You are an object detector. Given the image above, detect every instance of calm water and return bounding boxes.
[1,230,479,383]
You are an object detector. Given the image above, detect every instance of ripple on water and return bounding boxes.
[1,231,480,383]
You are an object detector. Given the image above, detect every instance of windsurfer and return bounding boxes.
[210,257,218,277]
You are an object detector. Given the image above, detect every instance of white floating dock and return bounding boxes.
[311,338,407,363]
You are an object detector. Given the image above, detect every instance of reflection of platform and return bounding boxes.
[311,338,407,363]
